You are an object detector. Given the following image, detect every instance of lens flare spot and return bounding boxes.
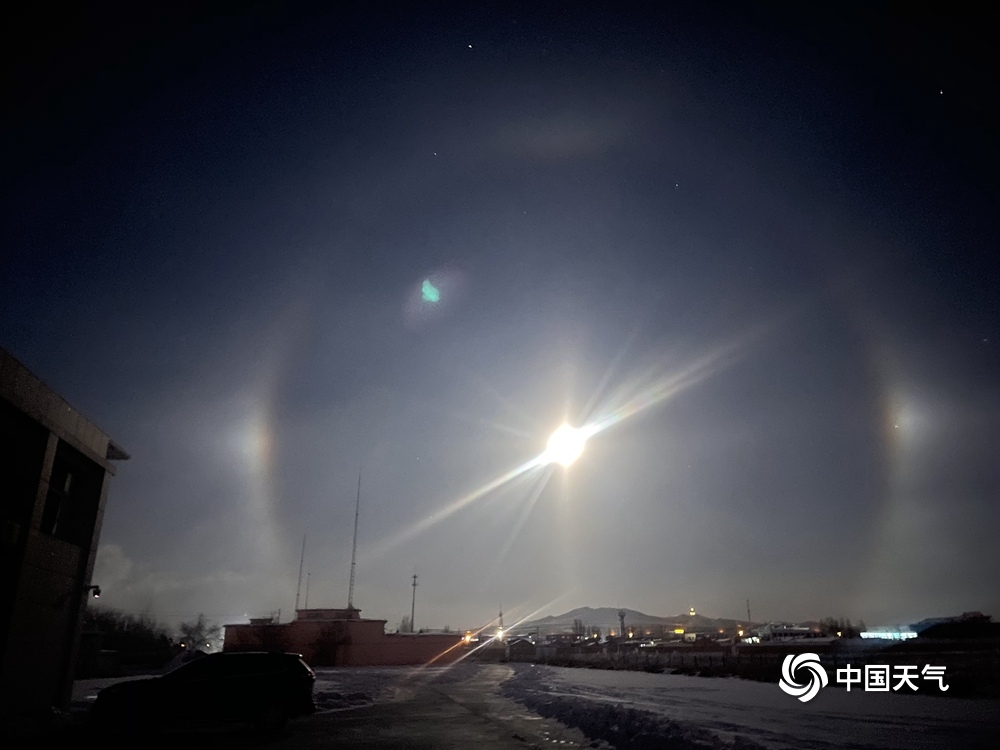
[421,279,441,303]
[405,267,468,329]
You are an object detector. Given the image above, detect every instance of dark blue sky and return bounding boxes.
[3,2,997,630]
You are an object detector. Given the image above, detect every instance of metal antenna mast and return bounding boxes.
[348,474,361,609]
[410,572,418,632]
[295,534,306,611]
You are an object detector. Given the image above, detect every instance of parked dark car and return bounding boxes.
[92,651,315,733]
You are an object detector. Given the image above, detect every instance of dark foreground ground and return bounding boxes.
[12,664,602,750]
[10,661,998,749]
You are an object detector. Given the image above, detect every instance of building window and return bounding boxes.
[40,441,103,547]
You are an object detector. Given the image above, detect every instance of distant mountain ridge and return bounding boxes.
[517,606,745,632]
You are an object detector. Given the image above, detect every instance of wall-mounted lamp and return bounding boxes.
[54,584,102,611]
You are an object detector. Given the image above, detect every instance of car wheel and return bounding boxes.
[254,704,288,733]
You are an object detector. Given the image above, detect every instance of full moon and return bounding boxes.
[544,424,587,467]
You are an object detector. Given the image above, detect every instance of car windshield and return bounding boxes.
[5,4,997,749]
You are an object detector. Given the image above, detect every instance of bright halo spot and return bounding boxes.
[544,424,586,467]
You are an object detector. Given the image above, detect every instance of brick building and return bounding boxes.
[224,608,466,666]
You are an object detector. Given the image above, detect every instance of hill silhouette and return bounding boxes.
[516,606,745,633]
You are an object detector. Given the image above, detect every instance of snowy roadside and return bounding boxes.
[501,663,1000,750]
[313,665,449,712]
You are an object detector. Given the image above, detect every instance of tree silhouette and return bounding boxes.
[178,613,222,652]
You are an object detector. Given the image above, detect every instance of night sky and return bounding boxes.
[3,3,997,632]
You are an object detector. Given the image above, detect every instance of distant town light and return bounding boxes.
[860,630,917,640]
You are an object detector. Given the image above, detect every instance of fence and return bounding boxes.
[533,647,784,676]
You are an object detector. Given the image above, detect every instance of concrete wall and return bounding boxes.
[224,618,466,667]
[346,633,467,666]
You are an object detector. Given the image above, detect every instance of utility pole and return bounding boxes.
[410,572,418,633]
[295,534,306,611]
[746,599,752,627]
[348,474,361,610]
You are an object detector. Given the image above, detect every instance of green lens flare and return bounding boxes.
[421,279,441,303]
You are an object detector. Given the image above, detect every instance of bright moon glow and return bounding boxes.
[367,335,752,559]
[544,424,586,467]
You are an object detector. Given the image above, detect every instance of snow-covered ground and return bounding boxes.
[501,664,1000,750]
[312,666,424,712]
